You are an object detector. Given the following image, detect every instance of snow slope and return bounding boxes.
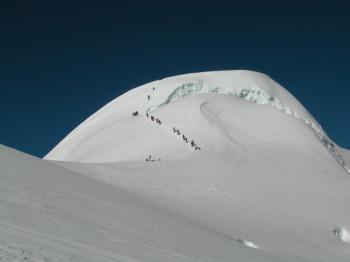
[2,70,350,261]
[44,70,349,173]
[1,144,284,262]
[340,148,350,164]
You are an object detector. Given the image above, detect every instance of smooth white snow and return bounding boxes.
[1,70,350,261]
[44,70,349,174]
[0,145,284,262]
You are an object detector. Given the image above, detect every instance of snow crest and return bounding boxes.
[151,81,349,174]
[44,70,349,171]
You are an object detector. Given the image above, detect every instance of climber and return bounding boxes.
[147,95,151,100]
[151,116,154,121]
[191,140,195,147]
[146,113,149,118]
[132,111,138,117]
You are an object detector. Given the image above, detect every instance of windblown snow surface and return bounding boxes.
[1,70,350,261]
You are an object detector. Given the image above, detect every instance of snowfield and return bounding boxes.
[1,70,350,261]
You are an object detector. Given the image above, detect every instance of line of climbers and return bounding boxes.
[133,111,162,125]
[147,87,156,101]
[144,112,201,150]
[172,127,201,150]
[146,113,162,125]
[132,110,202,161]
[146,154,160,162]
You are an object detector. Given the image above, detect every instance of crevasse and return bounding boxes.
[150,82,349,174]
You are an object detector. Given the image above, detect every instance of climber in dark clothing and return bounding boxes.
[132,111,138,117]
[147,95,151,100]
[146,113,149,118]
[191,140,195,147]
[151,116,154,121]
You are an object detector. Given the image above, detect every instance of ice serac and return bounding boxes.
[44,70,349,174]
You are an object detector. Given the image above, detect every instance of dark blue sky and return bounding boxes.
[1,0,349,157]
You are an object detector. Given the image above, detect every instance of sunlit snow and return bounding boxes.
[1,70,350,262]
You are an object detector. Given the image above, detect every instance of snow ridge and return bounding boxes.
[150,82,349,174]
[44,70,349,170]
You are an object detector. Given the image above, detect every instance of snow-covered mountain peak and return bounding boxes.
[44,70,349,173]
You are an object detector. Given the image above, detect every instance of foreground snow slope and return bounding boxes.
[1,144,284,262]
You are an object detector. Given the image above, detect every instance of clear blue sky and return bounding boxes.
[1,0,349,157]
